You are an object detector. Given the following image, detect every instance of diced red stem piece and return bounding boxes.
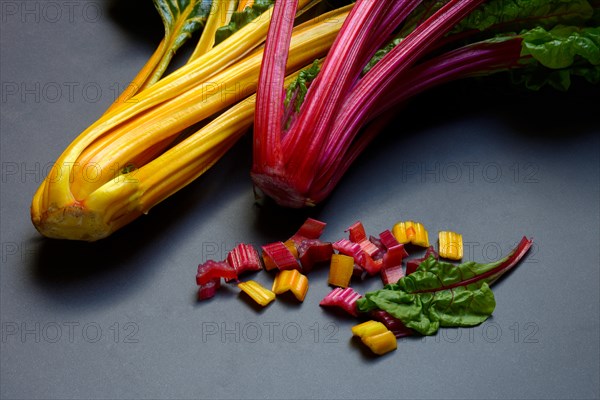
[369,235,385,253]
[370,310,414,338]
[383,244,408,269]
[406,246,438,276]
[332,239,364,265]
[346,221,367,243]
[358,239,380,258]
[227,243,262,276]
[197,279,221,301]
[379,230,400,250]
[292,218,327,242]
[196,260,237,285]
[297,239,333,273]
[262,241,301,271]
[319,287,362,317]
[381,265,404,286]
[362,254,384,276]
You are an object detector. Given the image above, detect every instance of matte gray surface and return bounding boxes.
[1,2,599,399]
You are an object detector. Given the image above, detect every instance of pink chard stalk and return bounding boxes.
[252,0,599,207]
[252,0,484,207]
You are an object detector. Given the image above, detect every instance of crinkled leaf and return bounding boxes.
[386,250,515,294]
[357,283,496,336]
[215,0,275,45]
[521,25,600,68]
[455,0,594,33]
[153,0,212,50]
[514,24,600,89]
[365,0,596,74]
[357,238,532,335]
[512,61,600,90]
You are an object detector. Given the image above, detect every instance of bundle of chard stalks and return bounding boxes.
[31,0,599,241]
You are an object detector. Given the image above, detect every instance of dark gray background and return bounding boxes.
[1,1,599,399]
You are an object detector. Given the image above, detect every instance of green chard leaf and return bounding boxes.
[357,238,533,336]
[284,60,322,112]
[521,25,600,68]
[514,25,600,89]
[154,0,212,50]
[364,0,596,75]
[215,0,275,45]
[147,0,212,85]
[455,0,594,33]
[363,38,403,74]
[358,280,496,336]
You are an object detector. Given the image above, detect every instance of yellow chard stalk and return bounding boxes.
[31,0,350,241]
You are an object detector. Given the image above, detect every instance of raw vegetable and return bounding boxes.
[196,260,237,285]
[193,217,534,358]
[370,310,414,338]
[380,264,404,286]
[288,217,327,245]
[238,280,276,306]
[352,321,397,355]
[226,243,263,276]
[328,254,355,288]
[30,1,351,241]
[406,246,438,276]
[357,237,533,335]
[351,320,388,338]
[393,221,430,247]
[346,222,380,257]
[438,231,463,260]
[319,287,362,317]
[272,269,309,301]
[362,331,398,356]
[198,279,221,300]
[252,0,599,207]
[262,242,301,271]
[296,239,333,273]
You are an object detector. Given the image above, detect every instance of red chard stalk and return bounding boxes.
[252,0,599,207]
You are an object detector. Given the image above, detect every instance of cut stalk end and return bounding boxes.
[250,171,315,208]
[31,203,122,241]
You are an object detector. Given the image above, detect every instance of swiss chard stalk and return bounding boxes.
[107,0,213,113]
[31,1,350,241]
[252,0,599,207]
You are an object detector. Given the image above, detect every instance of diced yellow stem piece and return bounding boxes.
[392,221,412,244]
[412,222,429,247]
[351,320,388,339]
[362,331,397,356]
[284,240,299,259]
[328,254,354,288]
[438,231,463,260]
[272,270,309,301]
[262,254,277,271]
[392,221,429,247]
[237,280,275,306]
